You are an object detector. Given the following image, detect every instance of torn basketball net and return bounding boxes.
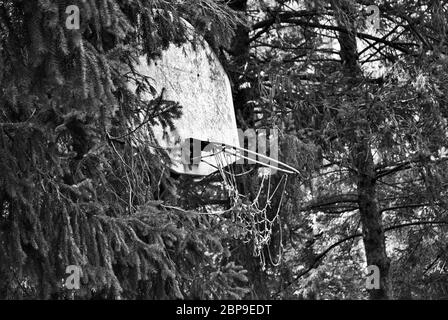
[180,138,300,269]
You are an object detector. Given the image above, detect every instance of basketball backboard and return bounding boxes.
[130,20,240,176]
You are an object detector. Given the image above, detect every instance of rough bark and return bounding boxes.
[352,139,391,299]
[227,0,254,129]
[331,0,391,299]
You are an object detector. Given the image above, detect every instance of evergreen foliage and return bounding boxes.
[222,0,448,299]
[0,0,248,299]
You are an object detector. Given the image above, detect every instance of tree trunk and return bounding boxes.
[331,0,391,299]
[353,140,391,299]
[227,0,254,129]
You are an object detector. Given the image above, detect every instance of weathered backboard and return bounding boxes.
[131,21,240,176]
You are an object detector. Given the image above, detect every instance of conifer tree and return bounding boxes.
[0,0,249,299]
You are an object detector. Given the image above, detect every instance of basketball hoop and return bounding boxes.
[188,139,298,269]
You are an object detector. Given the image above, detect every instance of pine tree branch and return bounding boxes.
[251,14,418,54]
[301,193,359,211]
[375,156,448,180]
[274,220,448,298]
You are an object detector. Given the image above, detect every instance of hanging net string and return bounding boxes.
[182,139,296,269]
[205,144,290,270]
